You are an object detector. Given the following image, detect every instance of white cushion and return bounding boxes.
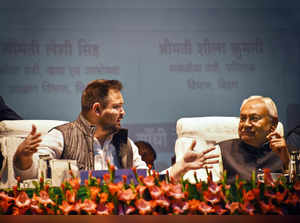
[0,120,69,188]
[0,120,69,137]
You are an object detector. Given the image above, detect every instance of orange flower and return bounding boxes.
[240,201,255,215]
[284,193,299,206]
[65,190,76,204]
[148,185,162,200]
[143,176,155,187]
[15,191,31,209]
[80,199,97,214]
[0,192,14,202]
[108,182,123,196]
[263,168,275,187]
[243,189,255,201]
[168,184,185,200]
[160,181,171,194]
[136,185,147,197]
[155,195,170,209]
[293,180,300,191]
[214,205,228,215]
[171,200,189,215]
[59,200,76,215]
[33,190,55,206]
[198,202,214,215]
[99,192,108,203]
[207,181,222,194]
[124,205,136,215]
[118,188,136,204]
[188,199,201,212]
[30,200,44,214]
[96,202,114,215]
[103,173,111,184]
[225,202,240,214]
[89,186,100,201]
[135,198,152,215]
[203,191,220,205]
[69,178,81,191]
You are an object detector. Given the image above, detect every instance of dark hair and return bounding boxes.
[134,141,157,160]
[81,79,123,113]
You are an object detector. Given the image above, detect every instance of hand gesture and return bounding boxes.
[267,131,290,166]
[183,140,219,171]
[14,124,42,170]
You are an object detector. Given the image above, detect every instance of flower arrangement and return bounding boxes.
[0,165,300,215]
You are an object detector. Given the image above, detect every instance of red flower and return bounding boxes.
[198,202,215,215]
[207,181,222,194]
[293,180,300,191]
[143,176,155,187]
[225,202,240,214]
[263,168,275,187]
[284,193,299,206]
[108,182,123,196]
[99,192,108,203]
[59,200,76,215]
[171,200,189,215]
[148,185,162,200]
[69,177,80,191]
[65,190,76,204]
[15,191,31,209]
[30,200,44,214]
[136,185,147,197]
[243,189,255,201]
[275,190,288,203]
[124,205,136,215]
[103,173,111,184]
[96,203,110,215]
[160,181,171,194]
[89,186,100,201]
[80,199,97,214]
[203,191,221,205]
[214,205,228,215]
[168,184,185,200]
[155,195,170,209]
[259,200,275,214]
[188,199,201,212]
[118,188,136,204]
[240,201,255,215]
[33,190,55,206]
[0,200,12,214]
[135,198,152,215]
[0,192,14,202]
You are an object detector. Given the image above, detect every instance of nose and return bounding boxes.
[244,118,252,127]
[120,106,126,116]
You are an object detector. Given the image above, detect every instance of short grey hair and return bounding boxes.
[240,95,278,119]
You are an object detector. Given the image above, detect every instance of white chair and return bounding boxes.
[175,116,284,183]
[0,120,68,188]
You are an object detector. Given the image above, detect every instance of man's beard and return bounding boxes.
[98,114,121,134]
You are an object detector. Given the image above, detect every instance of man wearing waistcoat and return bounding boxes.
[13,79,219,181]
[217,96,290,184]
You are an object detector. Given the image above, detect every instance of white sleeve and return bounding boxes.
[14,129,64,180]
[129,138,148,169]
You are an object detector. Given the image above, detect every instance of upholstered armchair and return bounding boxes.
[0,120,68,188]
[175,116,284,183]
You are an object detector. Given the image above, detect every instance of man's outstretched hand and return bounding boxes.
[14,124,42,170]
[182,140,219,171]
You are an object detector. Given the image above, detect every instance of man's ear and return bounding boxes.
[92,102,101,115]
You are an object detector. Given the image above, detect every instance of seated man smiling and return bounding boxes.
[216,96,290,183]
